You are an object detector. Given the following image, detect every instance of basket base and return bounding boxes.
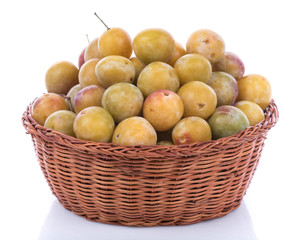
[57,197,242,227]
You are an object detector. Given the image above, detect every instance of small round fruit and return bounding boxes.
[157,141,174,146]
[129,57,146,84]
[237,74,272,110]
[102,83,144,123]
[98,27,132,58]
[84,38,103,62]
[66,84,81,112]
[74,85,105,114]
[177,81,217,119]
[174,53,212,85]
[234,100,265,126]
[79,58,101,88]
[186,29,225,64]
[208,105,249,139]
[137,62,180,98]
[31,93,69,125]
[212,52,245,80]
[143,90,184,132]
[172,117,212,145]
[73,106,115,142]
[44,110,76,137]
[78,47,86,69]
[168,42,186,66]
[112,116,157,146]
[133,28,175,64]
[45,61,79,95]
[207,72,238,106]
[95,55,135,89]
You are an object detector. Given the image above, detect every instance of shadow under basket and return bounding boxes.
[22,100,278,226]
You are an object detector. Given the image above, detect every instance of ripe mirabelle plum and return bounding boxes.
[44,110,76,137]
[133,28,175,65]
[84,38,103,62]
[112,116,157,146]
[143,90,184,132]
[79,58,101,88]
[174,53,212,85]
[74,85,105,114]
[177,81,217,119]
[234,100,265,126]
[207,71,238,106]
[98,27,132,59]
[45,61,79,95]
[102,83,144,123]
[186,29,225,64]
[95,56,135,89]
[31,93,69,125]
[237,74,272,110]
[168,42,186,66]
[172,117,212,145]
[137,62,180,98]
[73,106,115,142]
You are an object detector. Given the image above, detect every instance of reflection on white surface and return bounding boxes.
[39,200,257,240]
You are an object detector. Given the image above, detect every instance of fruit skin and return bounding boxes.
[177,81,217,119]
[45,61,79,95]
[74,85,105,114]
[133,28,175,65]
[208,105,249,139]
[98,27,132,59]
[234,100,265,126]
[212,52,245,80]
[137,62,180,98]
[79,58,101,88]
[102,82,144,123]
[172,117,212,145]
[207,71,238,106]
[66,84,81,112]
[112,116,157,146]
[73,106,115,142]
[129,57,146,85]
[95,55,135,89]
[44,110,76,137]
[168,42,186,66]
[157,141,174,146]
[84,38,103,62]
[174,53,212,85]
[31,93,69,125]
[237,74,272,110]
[186,29,225,64]
[143,90,184,132]
[78,47,86,69]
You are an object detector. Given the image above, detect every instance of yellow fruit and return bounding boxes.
[237,74,272,110]
[133,28,175,64]
[95,55,135,89]
[79,58,101,88]
[186,29,225,64]
[98,27,132,58]
[112,116,157,146]
[174,53,212,85]
[168,42,186,66]
[234,100,265,126]
[177,81,217,119]
[45,61,79,95]
[31,93,69,125]
[84,38,103,62]
[73,106,115,142]
[44,110,76,137]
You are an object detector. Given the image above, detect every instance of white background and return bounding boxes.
[1,0,302,239]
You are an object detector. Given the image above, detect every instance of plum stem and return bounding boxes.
[94,12,110,30]
[86,34,90,44]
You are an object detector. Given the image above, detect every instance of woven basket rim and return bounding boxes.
[22,99,279,150]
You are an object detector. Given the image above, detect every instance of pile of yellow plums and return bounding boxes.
[31,24,272,146]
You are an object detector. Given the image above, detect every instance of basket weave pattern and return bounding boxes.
[22,100,278,226]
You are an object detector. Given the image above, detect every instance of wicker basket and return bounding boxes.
[22,99,278,226]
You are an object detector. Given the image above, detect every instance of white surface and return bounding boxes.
[1,0,302,239]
